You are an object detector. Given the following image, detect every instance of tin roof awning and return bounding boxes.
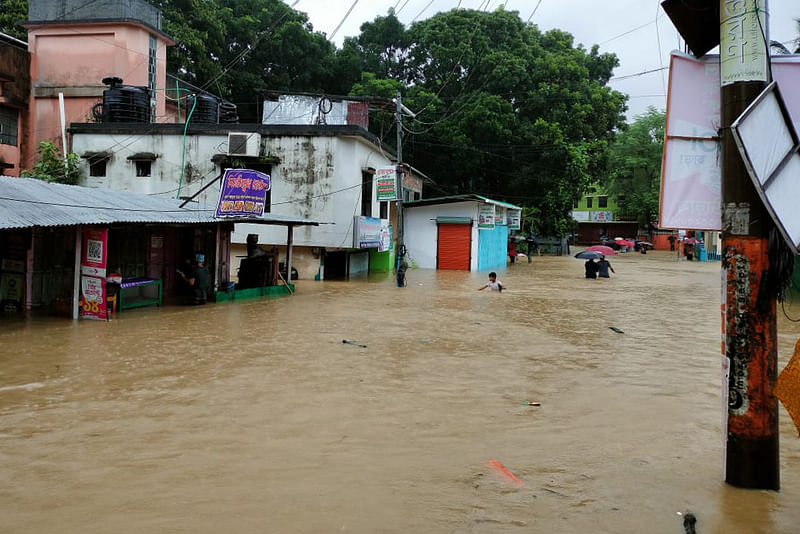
[0,177,320,230]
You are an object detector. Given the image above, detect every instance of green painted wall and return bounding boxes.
[369,249,394,273]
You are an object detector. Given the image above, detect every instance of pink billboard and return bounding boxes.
[659,53,800,230]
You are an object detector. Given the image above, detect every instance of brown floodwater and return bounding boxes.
[1,250,799,533]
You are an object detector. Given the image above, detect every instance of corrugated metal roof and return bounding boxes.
[404,194,522,210]
[0,177,319,229]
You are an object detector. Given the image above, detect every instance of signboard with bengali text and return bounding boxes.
[216,168,271,218]
[375,167,398,201]
[478,204,495,230]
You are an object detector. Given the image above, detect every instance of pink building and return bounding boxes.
[7,0,176,171]
[0,32,31,176]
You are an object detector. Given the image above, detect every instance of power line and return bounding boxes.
[329,0,360,41]
[412,0,436,23]
[527,0,543,22]
[608,66,668,82]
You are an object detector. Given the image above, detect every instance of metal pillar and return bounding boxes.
[720,0,779,490]
[286,224,293,289]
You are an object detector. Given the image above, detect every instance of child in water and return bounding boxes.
[478,272,504,292]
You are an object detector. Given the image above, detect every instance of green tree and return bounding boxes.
[353,8,627,236]
[604,107,665,226]
[22,141,82,185]
[152,0,360,121]
[0,0,27,40]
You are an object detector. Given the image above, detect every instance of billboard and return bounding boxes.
[215,169,271,218]
[659,52,800,230]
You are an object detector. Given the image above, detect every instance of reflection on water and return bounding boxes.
[1,251,799,533]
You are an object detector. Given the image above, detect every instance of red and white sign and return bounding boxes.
[80,227,108,320]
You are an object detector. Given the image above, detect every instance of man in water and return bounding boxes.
[597,255,615,278]
[585,258,598,279]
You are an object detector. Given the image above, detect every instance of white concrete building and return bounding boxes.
[70,123,423,279]
[403,195,522,272]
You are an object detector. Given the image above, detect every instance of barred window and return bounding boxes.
[0,106,19,146]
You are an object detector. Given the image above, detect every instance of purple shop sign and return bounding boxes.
[215,168,271,218]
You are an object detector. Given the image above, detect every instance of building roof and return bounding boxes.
[0,177,318,230]
[404,194,522,210]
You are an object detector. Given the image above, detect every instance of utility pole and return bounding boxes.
[395,93,405,287]
[394,93,415,287]
[720,0,779,490]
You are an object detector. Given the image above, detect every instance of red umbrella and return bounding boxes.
[683,237,700,244]
[585,245,617,256]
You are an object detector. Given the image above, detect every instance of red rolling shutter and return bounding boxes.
[437,224,471,270]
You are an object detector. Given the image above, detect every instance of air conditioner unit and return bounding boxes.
[227,132,261,157]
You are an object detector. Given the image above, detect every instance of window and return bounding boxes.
[0,106,18,146]
[573,199,580,209]
[379,201,388,220]
[361,170,373,217]
[598,196,608,208]
[89,158,107,177]
[414,191,421,201]
[586,196,593,209]
[136,160,151,177]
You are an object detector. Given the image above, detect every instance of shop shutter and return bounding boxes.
[437,223,471,270]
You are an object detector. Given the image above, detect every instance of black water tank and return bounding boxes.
[97,77,150,123]
[219,101,240,124]
[187,94,220,124]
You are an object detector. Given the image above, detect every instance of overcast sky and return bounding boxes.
[286,0,800,121]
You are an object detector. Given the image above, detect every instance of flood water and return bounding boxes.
[1,250,800,533]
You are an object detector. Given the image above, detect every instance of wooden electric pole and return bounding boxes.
[720,0,779,490]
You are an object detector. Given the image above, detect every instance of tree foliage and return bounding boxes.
[352,8,627,235]
[150,0,361,121]
[0,0,27,40]
[22,141,82,185]
[603,107,665,226]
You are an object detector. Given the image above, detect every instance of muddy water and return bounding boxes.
[1,251,799,533]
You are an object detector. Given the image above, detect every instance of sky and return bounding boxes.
[285,0,800,121]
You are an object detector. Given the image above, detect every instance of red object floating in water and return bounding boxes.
[487,459,525,486]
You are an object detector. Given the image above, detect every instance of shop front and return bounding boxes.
[0,177,318,319]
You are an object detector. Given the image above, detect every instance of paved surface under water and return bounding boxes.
[1,251,800,533]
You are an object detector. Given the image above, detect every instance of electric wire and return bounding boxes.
[412,1,436,23]
[526,0,543,23]
[329,0,360,41]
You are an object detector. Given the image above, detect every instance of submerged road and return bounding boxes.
[1,251,799,533]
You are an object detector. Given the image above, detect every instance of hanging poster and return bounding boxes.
[375,167,398,201]
[379,224,393,253]
[215,168,271,218]
[478,204,496,230]
[80,227,108,320]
